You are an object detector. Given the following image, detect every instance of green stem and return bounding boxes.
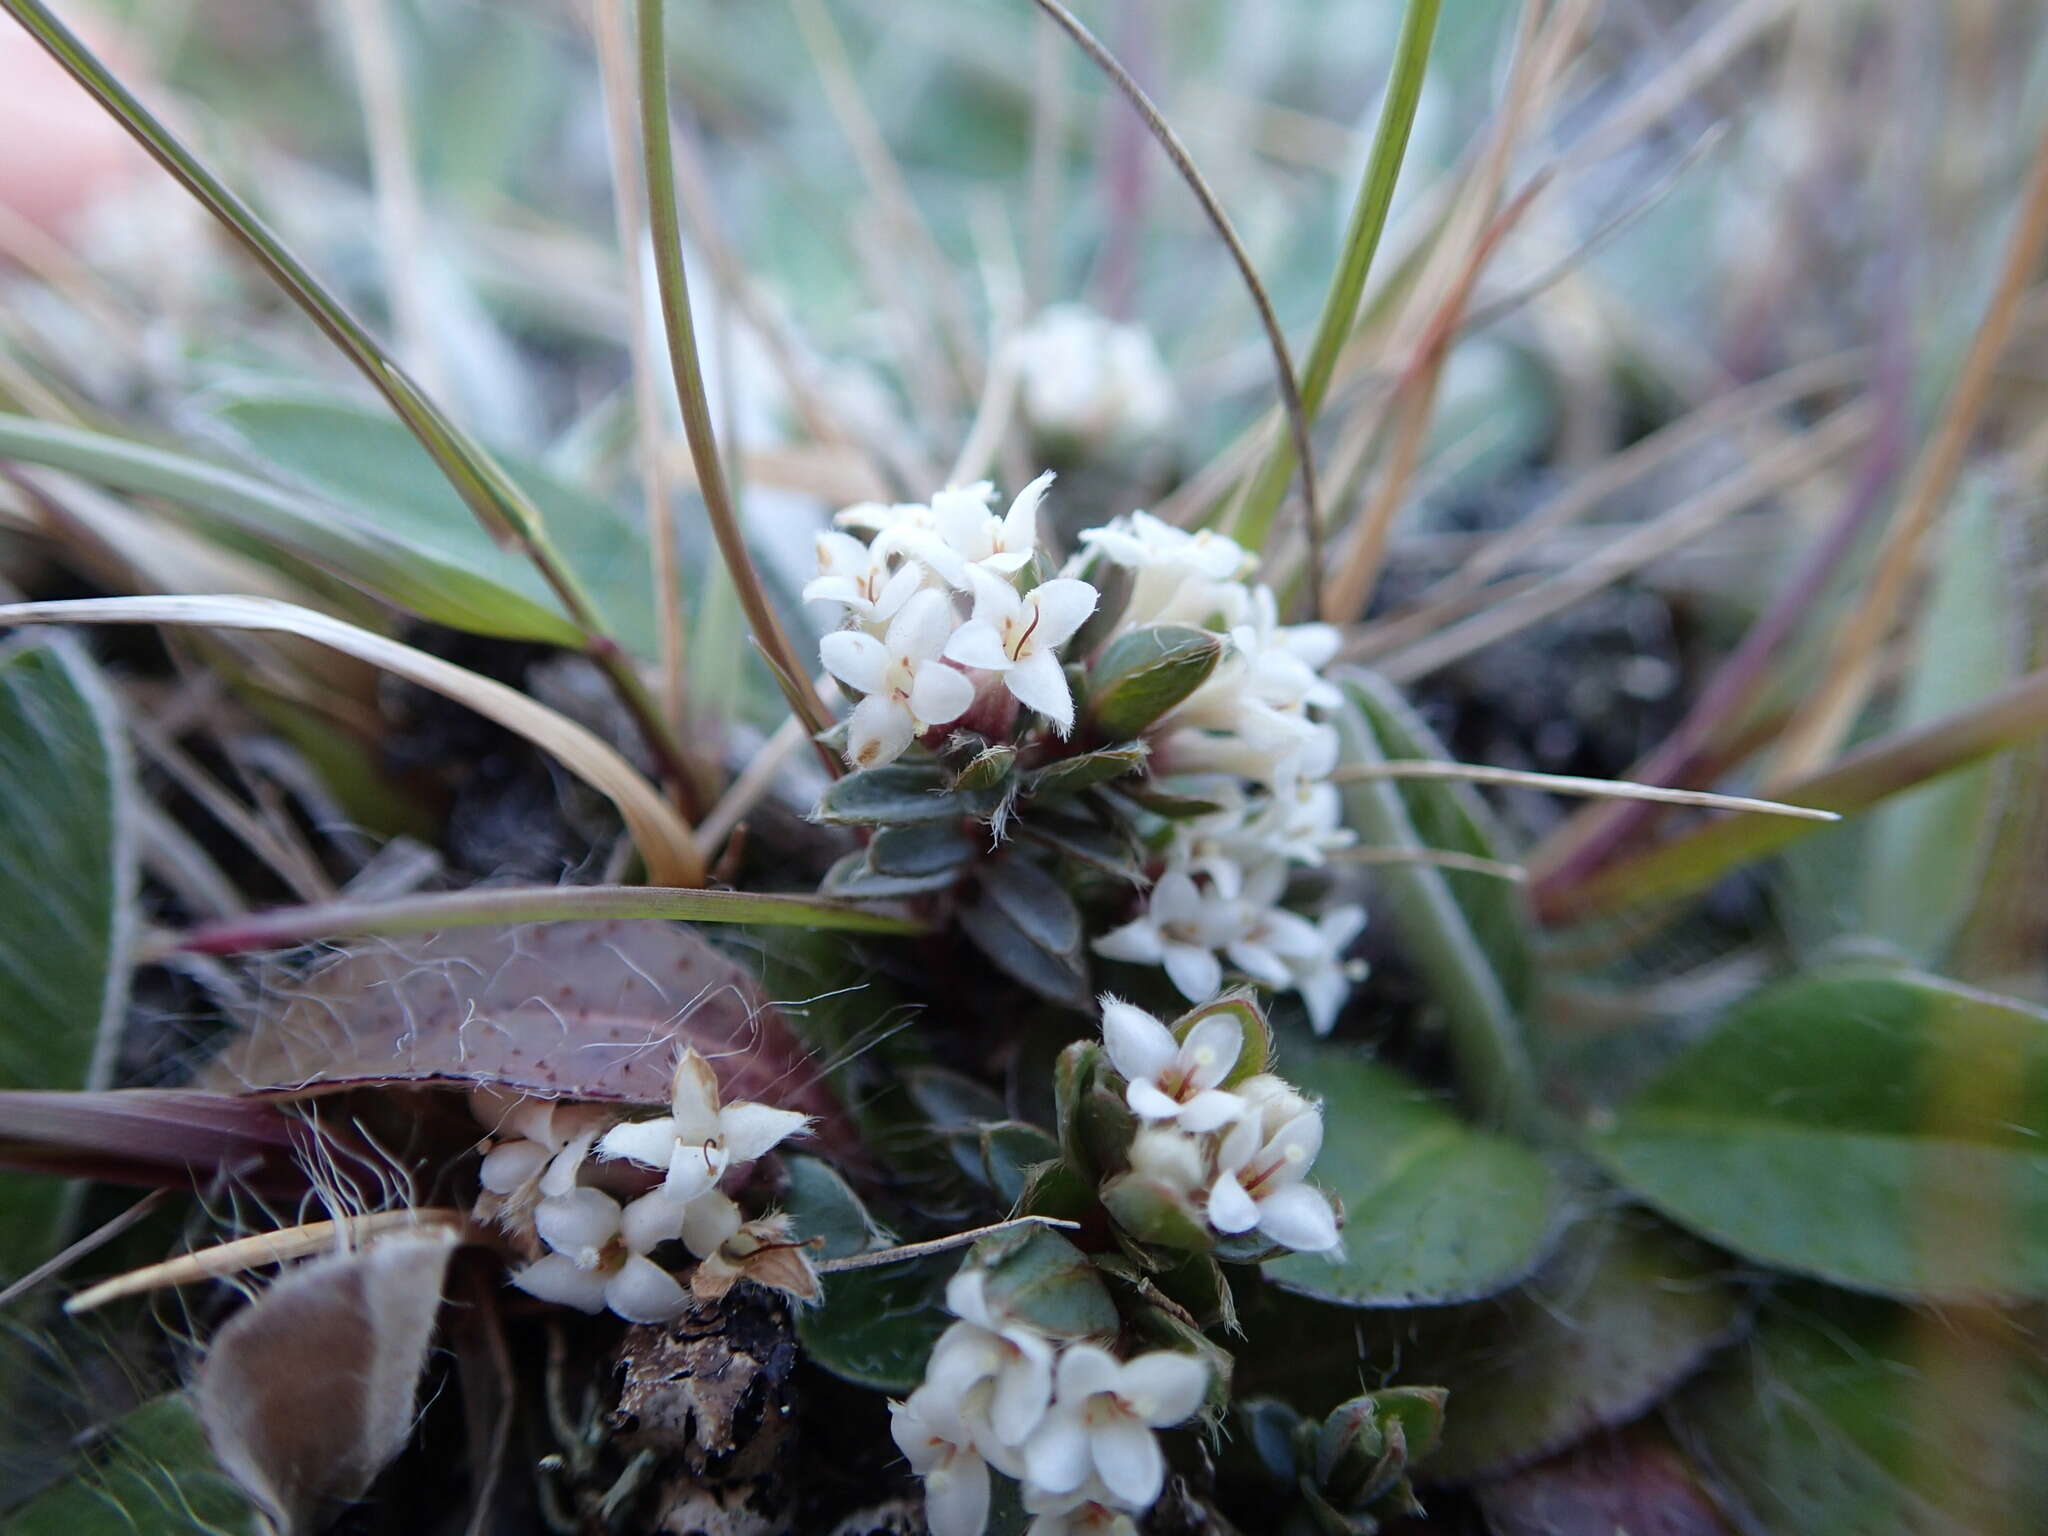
[635,0,833,745]
[0,0,703,806]
[1233,0,1442,550]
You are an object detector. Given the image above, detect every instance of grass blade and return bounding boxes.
[0,596,707,888]
[1234,0,1442,546]
[170,883,929,954]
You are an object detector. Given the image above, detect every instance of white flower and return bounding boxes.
[906,474,1055,588]
[1092,869,1239,1002]
[598,1046,811,1203]
[1207,1099,1340,1253]
[803,529,925,629]
[1021,1344,1208,1510]
[1023,1484,1140,1536]
[1219,859,1326,991]
[943,567,1099,735]
[820,587,977,767]
[1011,304,1174,451]
[472,1093,614,1201]
[892,1385,994,1536]
[1126,1125,1209,1202]
[1076,512,1253,630]
[925,1267,1057,1446]
[508,1183,695,1323]
[1288,905,1367,1036]
[1098,997,1243,1132]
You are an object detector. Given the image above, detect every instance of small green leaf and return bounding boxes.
[1027,742,1149,798]
[1334,672,1535,1125]
[868,822,979,878]
[798,1254,954,1393]
[1019,814,1146,882]
[958,856,1090,1008]
[973,1226,1119,1342]
[953,744,1018,791]
[1673,1289,2048,1536]
[814,763,964,826]
[1101,1168,1214,1252]
[1085,625,1224,739]
[780,1154,887,1261]
[1267,1044,1561,1306]
[820,850,960,899]
[980,1121,1061,1205]
[0,1394,255,1536]
[0,641,136,1273]
[1592,967,2048,1300]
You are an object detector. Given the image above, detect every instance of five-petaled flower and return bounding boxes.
[1207,1083,1340,1253]
[944,566,1099,735]
[925,1266,1058,1446]
[820,587,977,768]
[905,474,1055,588]
[1021,1344,1209,1510]
[803,529,925,629]
[598,1046,811,1203]
[1091,869,1237,1002]
[509,1183,699,1323]
[1098,997,1244,1132]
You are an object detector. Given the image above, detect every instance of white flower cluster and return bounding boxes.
[1077,514,1366,1033]
[1009,303,1175,453]
[473,1048,809,1323]
[1100,998,1339,1254]
[806,474,1100,769]
[892,1265,1209,1536]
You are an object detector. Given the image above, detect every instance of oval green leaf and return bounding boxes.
[1592,968,2048,1300]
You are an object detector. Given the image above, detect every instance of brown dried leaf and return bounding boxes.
[1476,1422,1735,1536]
[210,921,846,1133]
[195,1229,459,1535]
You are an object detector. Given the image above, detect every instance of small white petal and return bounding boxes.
[1004,470,1054,544]
[1267,1109,1325,1182]
[1117,1351,1209,1427]
[1125,1078,1183,1121]
[1092,919,1165,966]
[1162,942,1223,1003]
[620,1186,691,1254]
[1176,1088,1246,1133]
[1226,939,1292,988]
[664,1141,728,1203]
[847,693,917,769]
[909,661,975,726]
[890,587,964,662]
[597,1117,681,1171]
[820,629,889,695]
[718,1101,812,1164]
[535,1187,620,1265]
[510,1253,610,1313]
[1099,999,1177,1084]
[923,1452,992,1536]
[1022,1407,1092,1496]
[1090,1414,1164,1508]
[668,1050,725,1137]
[1206,1172,1260,1234]
[1256,1183,1342,1253]
[680,1190,743,1259]
[1178,1015,1244,1091]
[605,1254,691,1323]
[991,1333,1055,1444]
[537,1133,594,1198]
[944,1267,997,1330]
[1025,579,1099,649]
[1005,648,1075,732]
[1054,1343,1123,1402]
[943,619,1014,671]
[478,1139,549,1194]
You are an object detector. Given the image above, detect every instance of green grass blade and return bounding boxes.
[1233,0,1442,547]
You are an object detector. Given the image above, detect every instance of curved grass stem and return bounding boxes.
[635,0,832,744]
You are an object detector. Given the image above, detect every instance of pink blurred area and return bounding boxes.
[0,10,160,242]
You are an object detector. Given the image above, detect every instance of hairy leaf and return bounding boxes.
[195,1230,458,1534]
[0,1394,255,1535]
[213,921,846,1137]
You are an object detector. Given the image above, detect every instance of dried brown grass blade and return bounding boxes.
[0,595,708,886]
